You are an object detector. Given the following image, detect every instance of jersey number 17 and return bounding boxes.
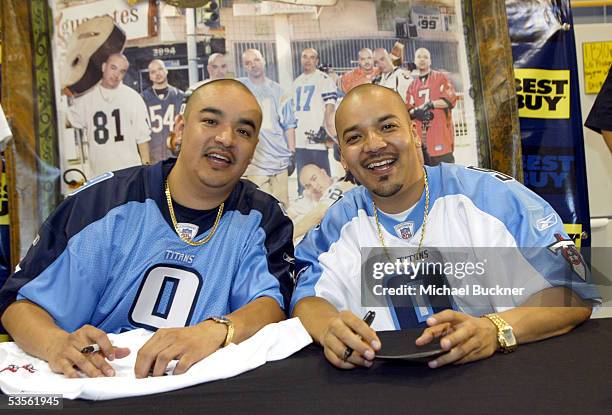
[295,85,315,111]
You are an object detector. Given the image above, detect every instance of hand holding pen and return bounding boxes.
[44,325,130,379]
[320,310,380,370]
[342,311,376,361]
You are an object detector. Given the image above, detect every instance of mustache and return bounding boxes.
[201,145,234,161]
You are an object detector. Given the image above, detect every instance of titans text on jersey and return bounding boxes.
[0,159,294,333]
[292,164,600,330]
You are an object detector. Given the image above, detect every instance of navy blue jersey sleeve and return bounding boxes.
[230,185,294,313]
[0,169,145,332]
[0,179,117,331]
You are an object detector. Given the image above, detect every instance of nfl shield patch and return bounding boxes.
[393,221,414,239]
[177,222,199,241]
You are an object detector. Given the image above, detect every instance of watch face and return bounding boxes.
[212,316,230,324]
[501,327,517,346]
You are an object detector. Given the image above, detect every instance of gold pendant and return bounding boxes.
[373,169,429,260]
[165,180,224,246]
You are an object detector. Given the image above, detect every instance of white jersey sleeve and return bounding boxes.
[293,71,338,150]
[67,97,86,129]
[376,68,413,103]
[321,74,337,106]
[395,69,413,103]
[320,181,355,208]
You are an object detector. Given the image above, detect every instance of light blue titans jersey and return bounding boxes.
[292,164,600,331]
[238,77,297,175]
[0,160,294,333]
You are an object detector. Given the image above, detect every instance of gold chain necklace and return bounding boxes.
[165,180,224,246]
[372,169,429,259]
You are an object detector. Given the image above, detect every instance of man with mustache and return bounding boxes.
[0,80,294,379]
[291,84,598,369]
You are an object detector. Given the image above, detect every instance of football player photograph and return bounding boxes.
[292,47,338,193]
[339,48,380,94]
[66,53,152,177]
[406,47,457,166]
[372,47,413,103]
[288,163,355,241]
[238,48,297,206]
[291,84,599,370]
[207,53,230,81]
[0,79,294,379]
[142,59,185,164]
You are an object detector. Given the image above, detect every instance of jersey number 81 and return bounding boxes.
[93,109,124,144]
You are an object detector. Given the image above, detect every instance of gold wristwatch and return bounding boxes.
[484,313,517,353]
[209,316,235,347]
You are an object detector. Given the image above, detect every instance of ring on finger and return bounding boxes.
[342,347,353,362]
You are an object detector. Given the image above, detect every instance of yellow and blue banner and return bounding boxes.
[507,0,591,247]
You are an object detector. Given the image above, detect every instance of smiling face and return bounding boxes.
[173,80,262,195]
[336,84,423,209]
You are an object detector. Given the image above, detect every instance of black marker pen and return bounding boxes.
[343,310,376,362]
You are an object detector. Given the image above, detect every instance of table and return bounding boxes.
[19,318,612,414]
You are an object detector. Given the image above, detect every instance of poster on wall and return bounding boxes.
[48,0,480,237]
[582,40,612,95]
